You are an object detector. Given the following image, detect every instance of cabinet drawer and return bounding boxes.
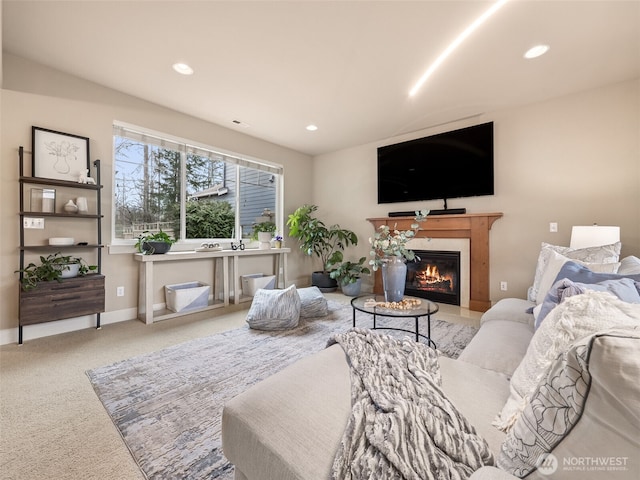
[19,275,105,326]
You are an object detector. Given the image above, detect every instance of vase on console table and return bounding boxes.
[381,256,406,303]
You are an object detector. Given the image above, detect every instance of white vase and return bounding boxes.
[257,231,272,249]
[381,256,407,302]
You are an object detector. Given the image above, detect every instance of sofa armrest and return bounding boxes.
[470,466,519,480]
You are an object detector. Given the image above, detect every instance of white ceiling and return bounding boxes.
[3,1,639,156]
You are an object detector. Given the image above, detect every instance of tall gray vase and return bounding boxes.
[381,256,407,302]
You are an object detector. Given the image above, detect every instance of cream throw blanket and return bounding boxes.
[329,329,493,480]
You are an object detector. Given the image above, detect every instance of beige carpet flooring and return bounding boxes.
[0,293,480,480]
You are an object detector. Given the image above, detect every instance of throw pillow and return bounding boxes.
[498,329,640,478]
[534,249,620,305]
[297,286,328,318]
[246,284,301,331]
[535,273,640,329]
[493,290,640,432]
[528,241,621,303]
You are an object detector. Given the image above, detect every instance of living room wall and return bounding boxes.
[0,54,314,344]
[312,78,640,302]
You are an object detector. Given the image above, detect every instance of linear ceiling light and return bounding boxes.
[409,0,509,97]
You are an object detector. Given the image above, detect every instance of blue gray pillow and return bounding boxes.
[535,261,640,329]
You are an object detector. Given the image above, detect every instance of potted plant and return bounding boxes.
[135,229,176,254]
[328,256,371,296]
[250,221,277,242]
[287,204,358,291]
[15,252,98,290]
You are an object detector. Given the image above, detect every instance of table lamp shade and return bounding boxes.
[570,226,620,249]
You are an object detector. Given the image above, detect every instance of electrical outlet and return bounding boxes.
[500,281,508,291]
[549,222,558,233]
[116,286,125,297]
[24,217,45,229]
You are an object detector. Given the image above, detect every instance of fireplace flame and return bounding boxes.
[415,264,453,291]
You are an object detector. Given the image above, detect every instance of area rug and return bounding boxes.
[86,301,477,480]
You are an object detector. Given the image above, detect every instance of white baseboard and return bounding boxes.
[0,307,138,345]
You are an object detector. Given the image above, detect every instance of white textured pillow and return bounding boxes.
[534,249,620,305]
[528,242,622,302]
[493,290,640,432]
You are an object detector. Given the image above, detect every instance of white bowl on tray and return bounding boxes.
[48,237,75,246]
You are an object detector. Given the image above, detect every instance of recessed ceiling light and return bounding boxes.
[306,125,318,132]
[172,63,194,75]
[524,44,550,59]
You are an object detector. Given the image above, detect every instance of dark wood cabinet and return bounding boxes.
[17,146,104,344]
[19,275,105,326]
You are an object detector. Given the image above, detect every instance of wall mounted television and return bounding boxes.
[377,122,494,205]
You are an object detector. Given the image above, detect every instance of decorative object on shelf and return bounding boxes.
[328,256,371,297]
[77,169,96,185]
[287,204,359,292]
[30,188,56,213]
[15,252,98,291]
[195,242,222,252]
[273,235,283,249]
[64,199,78,213]
[231,240,246,251]
[76,196,88,213]
[48,237,75,246]
[251,221,277,240]
[135,229,176,255]
[32,126,90,181]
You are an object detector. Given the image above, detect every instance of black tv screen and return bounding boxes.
[377,122,494,204]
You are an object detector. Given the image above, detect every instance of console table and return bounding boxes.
[367,213,503,312]
[134,248,290,324]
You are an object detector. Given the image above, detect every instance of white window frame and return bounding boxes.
[110,121,284,252]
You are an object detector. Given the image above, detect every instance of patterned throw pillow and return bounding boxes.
[246,284,301,330]
[493,291,640,432]
[498,329,640,478]
[297,286,329,318]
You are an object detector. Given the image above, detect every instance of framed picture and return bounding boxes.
[32,126,90,182]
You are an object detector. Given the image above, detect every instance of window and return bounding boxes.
[113,123,282,244]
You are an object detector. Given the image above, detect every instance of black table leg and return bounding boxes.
[352,307,356,328]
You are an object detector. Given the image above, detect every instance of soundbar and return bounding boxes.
[388,208,466,217]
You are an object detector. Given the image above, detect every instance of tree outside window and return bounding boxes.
[113,126,279,243]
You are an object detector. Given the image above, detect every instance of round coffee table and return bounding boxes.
[350,294,439,347]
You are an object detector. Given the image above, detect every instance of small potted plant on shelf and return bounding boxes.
[328,256,371,296]
[135,230,176,254]
[15,252,97,291]
[250,221,277,242]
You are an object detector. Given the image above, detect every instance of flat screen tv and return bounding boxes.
[377,122,494,204]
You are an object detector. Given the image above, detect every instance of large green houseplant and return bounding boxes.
[287,204,358,291]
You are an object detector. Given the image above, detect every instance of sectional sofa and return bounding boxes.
[221,244,640,479]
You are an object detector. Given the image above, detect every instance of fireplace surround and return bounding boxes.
[367,212,503,312]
